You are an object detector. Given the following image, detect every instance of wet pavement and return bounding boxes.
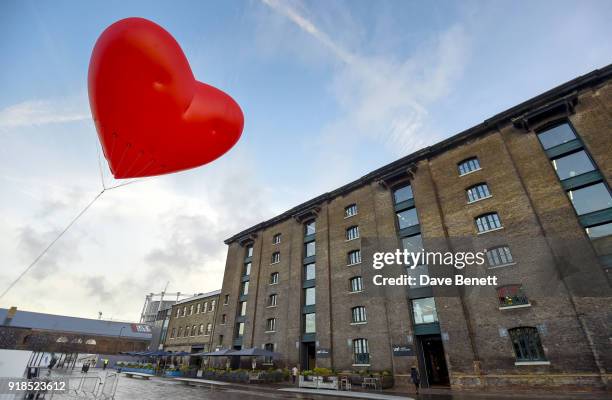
[47,369,606,400]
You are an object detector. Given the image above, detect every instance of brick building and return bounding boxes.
[213,66,612,390]
[163,290,220,356]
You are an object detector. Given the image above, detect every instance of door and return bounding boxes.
[301,342,316,370]
[418,334,449,386]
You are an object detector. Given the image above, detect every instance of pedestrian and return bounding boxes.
[103,359,109,370]
[410,367,420,394]
[291,365,299,384]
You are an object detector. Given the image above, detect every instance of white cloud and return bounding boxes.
[261,0,470,155]
[0,97,89,129]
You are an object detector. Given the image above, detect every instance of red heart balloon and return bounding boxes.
[88,17,244,179]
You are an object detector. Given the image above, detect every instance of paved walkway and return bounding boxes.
[279,387,413,399]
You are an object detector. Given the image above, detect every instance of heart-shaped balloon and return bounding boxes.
[88,17,244,178]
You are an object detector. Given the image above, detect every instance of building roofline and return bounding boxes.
[225,63,612,245]
[174,289,222,305]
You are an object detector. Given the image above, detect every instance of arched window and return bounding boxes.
[351,306,367,323]
[475,212,502,233]
[486,246,514,267]
[508,327,546,362]
[458,157,481,176]
[466,183,491,203]
[353,338,369,365]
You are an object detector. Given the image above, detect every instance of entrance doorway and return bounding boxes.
[301,342,316,370]
[417,334,449,386]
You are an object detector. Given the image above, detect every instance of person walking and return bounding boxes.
[103,359,109,370]
[410,367,420,394]
[291,365,299,385]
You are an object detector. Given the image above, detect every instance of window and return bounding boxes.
[266,318,276,332]
[182,306,187,316]
[567,183,612,215]
[244,262,251,276]
[586,222,612,258]
[304,313,316,333]
[203,301,208,312]
[264,343,275,364]
[185,326,190,337]
[537,123,576,150]
[219,335,224,345]
[412,297,438,324]
[551,150,595,180]
[487,246,514,267]
[305,220,316,236]
[304,263,316,280]
[347,249,362,265]
[177,327,183,337]
[221,314,227,324]
[508,327,546,362]
[271,252,280,264]
[305,241,316,257]
[346,226,360,240]
[240,281,249,296]
[205,323,212,335]
[239,301,247,316]
[304,287,316,306]
[196,303,201,313]
[235,322,245,337]
[351,306,367,323]
[402,234,424,267]
[224,295,229,305]
[199,324,204,335]
[175,308,180,318]
[210,300,216,311]
[393,185,413,204]
[273,233,281,244]
[458,157,481,176]
[475,212,502,233]
[353,338,370,365]
[246,245,253,258]
[345,204,358,217]
[350,276,363,292]
[397,208,419,229]
[170,328,176,338]
[466,183,491,203]
[189,305,193,315]
[268,294,278,307]
[270,272,279,284]
[497,285,530,308]
[192,325,197,336]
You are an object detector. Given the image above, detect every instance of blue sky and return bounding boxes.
[0,0,610,320]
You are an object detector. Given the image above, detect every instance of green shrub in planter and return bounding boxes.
[313,367,333,377]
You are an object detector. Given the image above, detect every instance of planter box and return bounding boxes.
[299,375,339,390]
[164,370,183,377]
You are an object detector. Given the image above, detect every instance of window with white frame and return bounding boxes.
[272,233,281,244]
[466,183,491,203]
[486,246,514,267]
[458,157,481,176]
[349,276,363,292]
[346,226,360,240]
[353,338,369,365]
[270,272,279,284]
[351,306,367,323]
[205,323,212,335]
[347,249,361,265]
[266,318,276,332]
[271,252,280,264]
[345,204,358,217]
[268,294,278,307]
[475,212,502,233]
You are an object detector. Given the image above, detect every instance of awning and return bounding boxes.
[227,347,281,359]
[192,349,235,357]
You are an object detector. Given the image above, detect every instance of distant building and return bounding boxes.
[213,66,612,390]
[163,290,221,357]
[148,308,172,351]
[139,291,194,324]
[0,307,151,354]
